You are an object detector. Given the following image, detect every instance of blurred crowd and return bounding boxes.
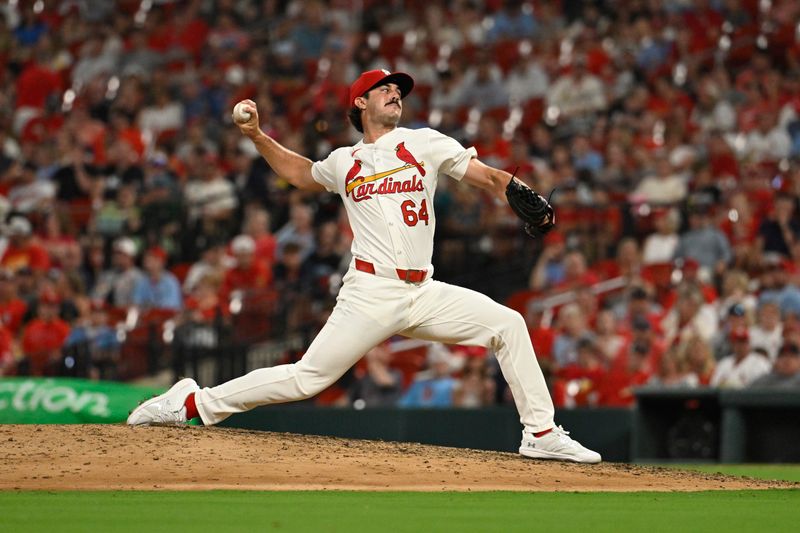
[1,0,800,406]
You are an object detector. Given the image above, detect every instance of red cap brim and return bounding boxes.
[349,70,414,108]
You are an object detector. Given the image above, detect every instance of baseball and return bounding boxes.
[232,102,252,124]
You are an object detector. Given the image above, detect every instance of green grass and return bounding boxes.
[1,490,799,533]
[668,464,800,483]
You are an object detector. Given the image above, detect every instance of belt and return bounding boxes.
[355,258,428,284]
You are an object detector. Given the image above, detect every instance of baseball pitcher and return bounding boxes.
[128,70,601,463]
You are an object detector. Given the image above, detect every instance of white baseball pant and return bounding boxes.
[194,266,555,432]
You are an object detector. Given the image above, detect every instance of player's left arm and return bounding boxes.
[462,157,556,239]
[461,158,513,203]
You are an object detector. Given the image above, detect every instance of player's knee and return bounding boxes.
[498,306,527,332]
[294,365,336,399]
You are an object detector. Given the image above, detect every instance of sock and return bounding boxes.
[533,428,553,438]
[184,392,199,420]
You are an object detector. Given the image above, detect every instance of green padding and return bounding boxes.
[0,378,164,424]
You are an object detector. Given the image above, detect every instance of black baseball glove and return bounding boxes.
[505,177,556,238]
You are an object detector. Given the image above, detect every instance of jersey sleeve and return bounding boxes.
[310,148,343,194]
[425,128,477,181]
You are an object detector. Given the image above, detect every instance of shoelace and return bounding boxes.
[551,426,582,449]
[150,401,183,424]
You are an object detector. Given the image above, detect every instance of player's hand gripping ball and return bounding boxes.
[232,101,252,124]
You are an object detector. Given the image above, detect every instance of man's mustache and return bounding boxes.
[386,99,401,107]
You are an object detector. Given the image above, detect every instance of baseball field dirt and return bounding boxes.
[1,424,791,492]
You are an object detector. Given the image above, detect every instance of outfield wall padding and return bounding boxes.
[220,406,634,462]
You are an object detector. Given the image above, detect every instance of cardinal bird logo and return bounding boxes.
[395,142,425,176]
[345,159,363,190]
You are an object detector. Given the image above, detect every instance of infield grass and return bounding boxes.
[668,464,800,483]
[1,490,799,533]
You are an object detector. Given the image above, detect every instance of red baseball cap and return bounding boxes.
[349,69,414,108]
[729,327,749,342]
[146,246,168,262]
[39,289,61,306]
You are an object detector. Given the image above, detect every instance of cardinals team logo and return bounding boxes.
[345,159,362,193]
[395,142,425,176]
[345,143,426,202]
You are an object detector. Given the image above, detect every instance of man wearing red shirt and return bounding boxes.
[1,216,51,275]
[14,51,63,132]
[20,291,70,376]
[0,269,28,335]
[221,235,272,300]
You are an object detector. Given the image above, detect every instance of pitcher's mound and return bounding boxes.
[0,425,789,492]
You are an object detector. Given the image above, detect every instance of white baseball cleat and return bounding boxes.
[519,425,602,464]
[127,378,199,426]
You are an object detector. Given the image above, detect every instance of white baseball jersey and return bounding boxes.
[710,353,772,388]
[311,127,477,269]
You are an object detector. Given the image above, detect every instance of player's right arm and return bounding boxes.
[233,100,325,192]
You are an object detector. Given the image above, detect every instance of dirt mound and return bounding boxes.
[0,425,790,492]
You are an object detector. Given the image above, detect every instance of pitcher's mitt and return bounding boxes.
[506,177,555,239]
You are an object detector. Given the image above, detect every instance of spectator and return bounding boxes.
[716,270,757,321]
[742,110,792,163]
[691,77,736,134]
[183,273,226,325]
[71,33,118,89]
[7,161,56,212]
[348,343,403,408]
[93,183,142,238]
[221,235,272,300]
[242,207,276,265]
[749,300,784,362]
[630,152,688,205]
[673,205,732,279]
[713,302,753,361]
[63,300,120,380]
[470,115,511,168]
[275,202,316,261]
[749,341,800,388]
[398,343,459,408]
[552,337,606,407]
[453,354,496,408]
[20,290,70,376]
[1,216,50,275]
[614,314,664,372]
[131,247,182,311]
[642,208,680,265]
[138,87,184,141]
[304,221,345,290]
[710,327,771,388]
[757,255,800,317]
[648,346,699,388]
[547,56,607,127]
[429,69,465,112]
[0,323,14,376]
[757,191,800,259]
[614,285,663,331]
[679,335,716,386]
[552,303,595,368]
[600,337,653,407]
[272,241,313,295]
[594,308,625,364]
[92,237,144,308]
[506,53,549,105]
[660,282,718,346]
[183,241,229,294]
[487,0,538,42]
[0,269,27,335]
[459,56,509,112]
[184,149,239,240]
